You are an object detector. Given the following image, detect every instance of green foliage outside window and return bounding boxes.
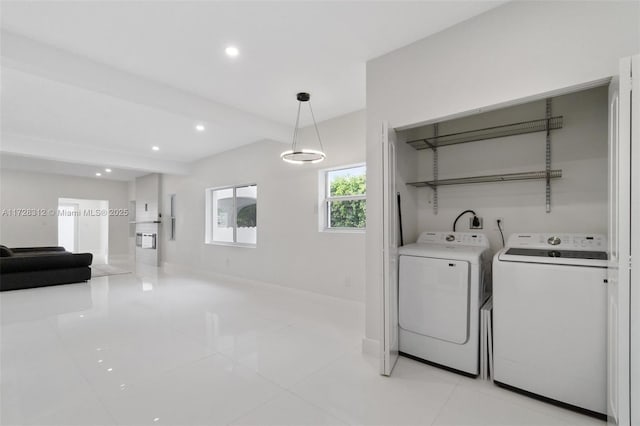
[329,175,366,228]
[237,204,256,227]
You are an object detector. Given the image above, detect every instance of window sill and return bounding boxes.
[205,241,257,248]
[320,228,366,234]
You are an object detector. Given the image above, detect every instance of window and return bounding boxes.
[205,184,257,246]
[319,164,366,231]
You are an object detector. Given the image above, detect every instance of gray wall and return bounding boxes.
[0,169,130,256]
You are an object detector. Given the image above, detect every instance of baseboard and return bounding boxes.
[362,337,380,357]
[162,261,365,305]
[108,254,133,263]
[162,261,290,290]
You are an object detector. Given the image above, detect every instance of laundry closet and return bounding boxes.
[363,3,639,425]
[377,56,638,425]
[396,81,608,406]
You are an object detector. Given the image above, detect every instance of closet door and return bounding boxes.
[607,55,635,426]
[380,121,399,376]
[629,54,639,426]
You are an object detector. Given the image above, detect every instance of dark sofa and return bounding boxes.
[0,246,93,291]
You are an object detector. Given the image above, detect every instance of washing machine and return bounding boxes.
[399,231,492,376]
[493,233,608,416]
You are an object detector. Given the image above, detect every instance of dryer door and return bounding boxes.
[399,256,470,344]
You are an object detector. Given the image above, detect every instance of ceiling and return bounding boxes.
[0,153,147,182]
[2,67,276,164]
[0,1,505,179]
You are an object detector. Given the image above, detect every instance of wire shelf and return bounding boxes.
[407,116,563,150]
[407,169,562,188]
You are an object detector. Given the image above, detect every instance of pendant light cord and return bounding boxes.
[291,101,302,152]
[307,101,326,154]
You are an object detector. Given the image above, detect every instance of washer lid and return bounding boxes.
[498,232,608,267]
[505,248,607,260]
[504,233,606,251]
[497,248,608,267]
[399,242,488,264]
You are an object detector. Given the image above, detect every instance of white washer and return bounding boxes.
[493,233,608,416]
[399,231,491,375]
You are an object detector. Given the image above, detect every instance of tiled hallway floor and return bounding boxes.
[1,267,604,425]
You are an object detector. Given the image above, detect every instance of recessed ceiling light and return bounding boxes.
[225,46,239,57]
[105,168,112,173]
[96,172,102,177]
[152,146,160,151]
[195,124,205,132]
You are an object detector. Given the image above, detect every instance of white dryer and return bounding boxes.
[493,233,608,416]
[399,231,491,375]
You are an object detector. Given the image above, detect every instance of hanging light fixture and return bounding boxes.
[281,92,326,164]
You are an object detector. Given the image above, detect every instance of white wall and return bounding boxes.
[161,110,366,301]
[366,1,639,349]
[0,169,129,257]
[135,173,161,266]
[135,173,160,222]
[127,180,137,258]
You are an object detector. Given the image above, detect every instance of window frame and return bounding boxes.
[318,163,366,233]
[205,183,257,248]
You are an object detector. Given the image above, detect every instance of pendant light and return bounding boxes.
[281,92,326,164]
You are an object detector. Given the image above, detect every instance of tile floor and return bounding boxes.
[1,266,605,426]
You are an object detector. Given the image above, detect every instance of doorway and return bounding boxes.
[57,198,109,264]
[57,202,79,252]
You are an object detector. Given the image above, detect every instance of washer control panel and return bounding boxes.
[417,231,489,247]
[506,233,606,250]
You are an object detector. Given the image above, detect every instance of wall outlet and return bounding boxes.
[469,216,483,229]
[494,218,505,231]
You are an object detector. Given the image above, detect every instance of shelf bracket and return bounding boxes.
[433,123,438,215]
[545,98,552,213]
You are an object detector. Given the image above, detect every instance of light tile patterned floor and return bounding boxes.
[1,266,604,425]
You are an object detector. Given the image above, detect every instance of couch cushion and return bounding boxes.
[10,247,67,254]
[12,251,72,258]
[0,246,13,257]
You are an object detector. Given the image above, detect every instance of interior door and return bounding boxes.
[607,56,634,426]
[629,54,639,426]
[381,121,399,376]
[607,71,624,426]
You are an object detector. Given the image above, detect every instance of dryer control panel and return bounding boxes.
[505,233,606,250]
[417,232,489,247]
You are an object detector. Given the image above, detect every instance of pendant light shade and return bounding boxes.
[281,92,326,164]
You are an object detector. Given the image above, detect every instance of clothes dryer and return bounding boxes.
[399,232,492,375]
